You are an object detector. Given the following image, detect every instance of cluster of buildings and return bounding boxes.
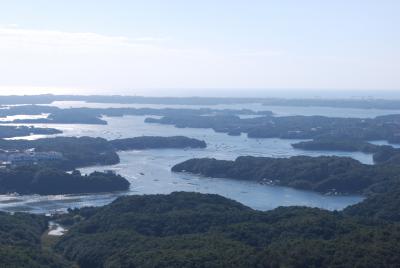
[0,149,63,167]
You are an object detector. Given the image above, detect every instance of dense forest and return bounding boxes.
[50,189,400,267]
[0,166,129,195]
[0,212,70,267]
[172,156,400,195]
[0,183,400,266]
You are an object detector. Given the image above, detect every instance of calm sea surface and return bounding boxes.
[3,101,397,213]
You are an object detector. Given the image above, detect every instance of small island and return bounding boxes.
[0,125,61,139]
[292,138,400,165]
[292,139,380,153]
[0,166,129,195]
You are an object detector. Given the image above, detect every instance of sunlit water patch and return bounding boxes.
[0,113,49,121]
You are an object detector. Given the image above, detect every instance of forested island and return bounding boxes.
[0,136,207,170]
[292,139,380,153]
[0,136,205,195]
[292,138,400,164]
[0,136,120,170]
[0,166,129,195]
[0,125,61,139]
[5,104,400,146]
[0,104,268,125]
[145,113,400,143]
[2,188,400,267]
[172,156,400,195]
[110,136,207,150]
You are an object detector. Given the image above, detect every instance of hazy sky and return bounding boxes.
[0,0,399,96]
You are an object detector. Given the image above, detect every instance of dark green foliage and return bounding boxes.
[259,226,400,268]
[68,192,254,236]
[0,166,130,195]
[372,145,400,164]
[344,186,400,222]
[55,192,400,268]
[56,192,261,267]
[172,156,400,194]
[0,212,69,267]
[2,187,400,267]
